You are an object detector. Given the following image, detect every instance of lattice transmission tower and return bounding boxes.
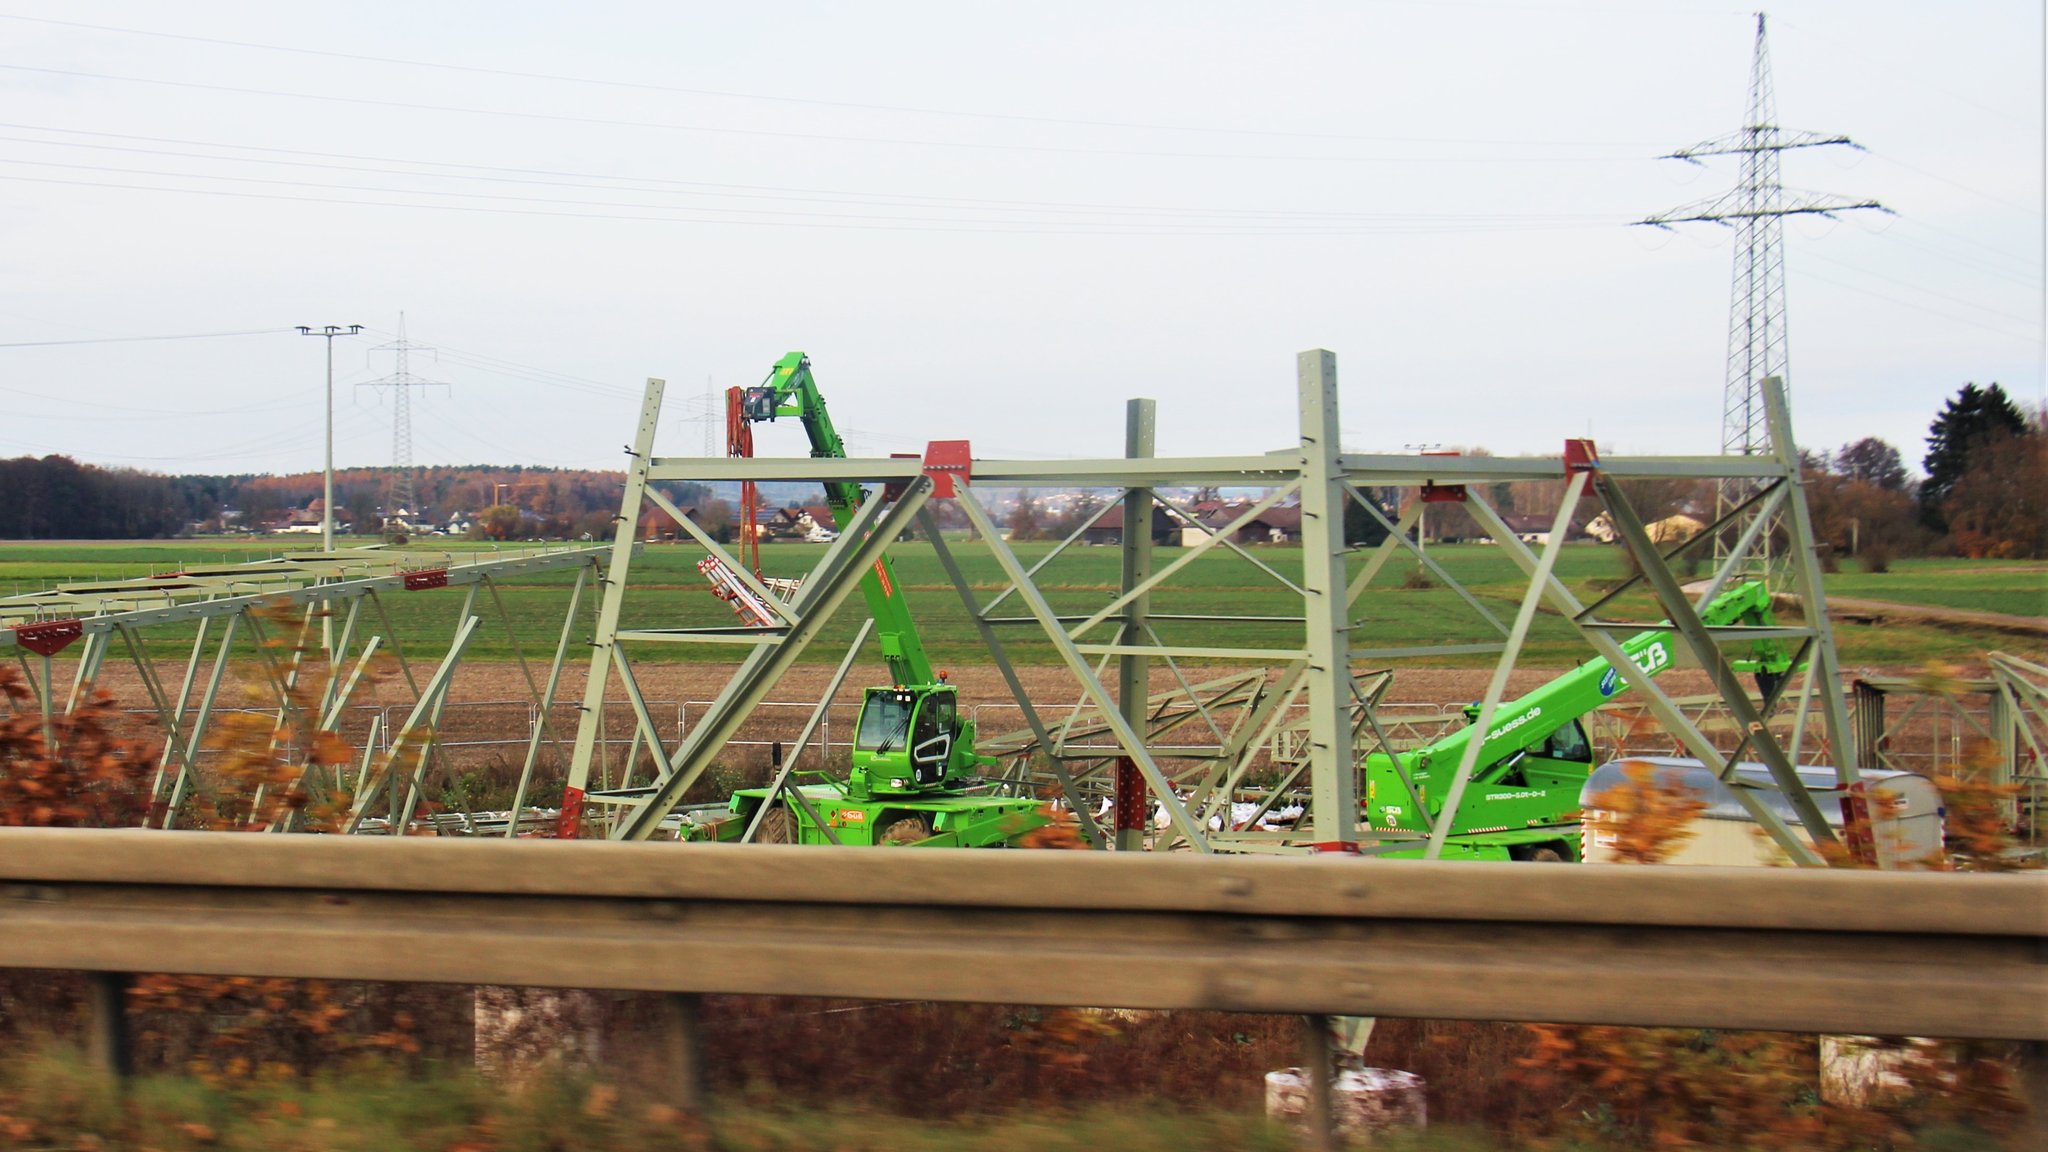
[1640,12,1886,576]
[360,313,448,531]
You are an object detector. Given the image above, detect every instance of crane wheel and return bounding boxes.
[1513,843,1570,863]
[879,814,934,845]
[756,805,798,844]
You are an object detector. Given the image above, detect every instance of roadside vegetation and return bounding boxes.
[0,650,2036,1149]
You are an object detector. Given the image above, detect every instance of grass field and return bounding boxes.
[1,536,2039,668]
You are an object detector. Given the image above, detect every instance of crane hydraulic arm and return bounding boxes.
[1404,578,1788,779]
[741,352,935,690]
[1364,578,1794,859]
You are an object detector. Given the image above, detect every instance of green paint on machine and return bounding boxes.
[702,353,1049,848]
[1366,580,1790,862]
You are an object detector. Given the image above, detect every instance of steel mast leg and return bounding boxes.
[562,379,666,837]
[1297,350,1357,847]
[1116,397,1157,852]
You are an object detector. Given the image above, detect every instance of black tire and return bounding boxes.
[1514,843,1570,863]
[755,805,798,844]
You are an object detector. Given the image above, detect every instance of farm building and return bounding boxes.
[1080,503,1180,546]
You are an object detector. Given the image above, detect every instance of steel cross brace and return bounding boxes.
[1422,474,1587,859]
[613,483,934,841]
[343,613,481,834]
[921,509,1105,847]
[953,486,1210,851]
[1462,494,1825,866]
[739,617,872,846]
[1760,377,1860,790]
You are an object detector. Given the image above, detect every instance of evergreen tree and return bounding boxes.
[1921,382,2029,531]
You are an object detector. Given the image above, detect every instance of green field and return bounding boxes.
[1,537,2039,668]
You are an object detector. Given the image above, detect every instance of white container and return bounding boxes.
[1580,758,1943,868]
[1265,1067,1426,1138]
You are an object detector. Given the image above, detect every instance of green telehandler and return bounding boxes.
[1356,578,1790,860]
[696,352,1047,847]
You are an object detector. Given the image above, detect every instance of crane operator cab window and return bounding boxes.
[1537,720,1592,765]
[856,690,914,756]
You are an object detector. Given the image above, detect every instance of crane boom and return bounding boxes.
[742,352,935,689]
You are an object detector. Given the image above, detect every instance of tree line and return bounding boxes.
[2,383,2040,559]
[0,461,713,542]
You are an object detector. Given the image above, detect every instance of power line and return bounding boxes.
[1869,152,2045,219]
[1797,248,2044,331]
[1793,263,2047,347]
[0,172,1614,237]
[0,12,1664,150]
[0,124,1619,222]
[0,154,1615,230]
[0,63,1653,166]
[0,326,287,347]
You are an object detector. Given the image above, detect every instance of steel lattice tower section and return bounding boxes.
[1640,13,1885,577]
[361,313,447,531]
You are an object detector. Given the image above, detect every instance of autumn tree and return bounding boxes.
[1802,440,1928,565]
[1833,436,1909,491]
[1943,414,2047,559]
[469,504,526,541]
[1007,490,1046,542]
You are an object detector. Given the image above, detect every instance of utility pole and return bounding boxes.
[1639,12,1886,578]
[360,313,448,536]
[296,324,363,555]
[298,323,361,657]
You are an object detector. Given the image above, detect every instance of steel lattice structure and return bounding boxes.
[565,350,1861,864]
[2,544,609,835]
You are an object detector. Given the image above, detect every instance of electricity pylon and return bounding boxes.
[1640,12,1887,578]
[361,313,448,532]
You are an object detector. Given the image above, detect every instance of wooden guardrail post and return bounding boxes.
[660,992,707,1113]
[84,971,133,1083]
[1301,1013,1334,1151]
[2023,1041,2047,1150]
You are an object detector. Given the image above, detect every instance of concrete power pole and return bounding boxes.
[296,324,363,555]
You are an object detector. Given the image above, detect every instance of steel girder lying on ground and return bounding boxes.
[1,544,609,835]
[1847,654,2048,852]
[568,354,1856,861]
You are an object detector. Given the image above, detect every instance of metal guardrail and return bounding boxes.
[1,828,2042,1042]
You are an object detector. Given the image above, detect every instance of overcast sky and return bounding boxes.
[1,1,2040,479]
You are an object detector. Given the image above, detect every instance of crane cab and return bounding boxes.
[849,685,963,798]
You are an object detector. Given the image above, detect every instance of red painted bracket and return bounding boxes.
[1563,438,1601,475]
[401,568,450,591]
[1419,449,1466,503]
[921,440,972,498]
[11,619,83,656]
[1113,757,1145,832]
[555,786,586,839]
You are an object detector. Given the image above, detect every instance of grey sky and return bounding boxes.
[1,1,2040,480]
